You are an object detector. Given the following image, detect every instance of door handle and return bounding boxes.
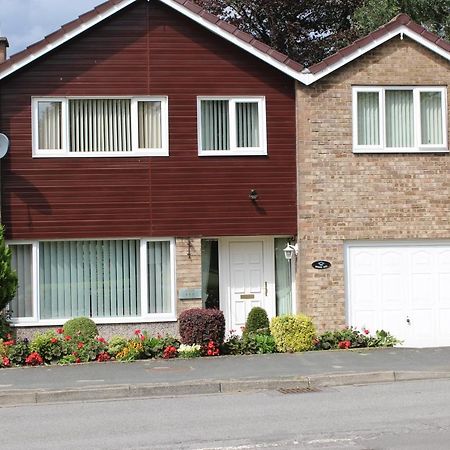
[264,281,268,297]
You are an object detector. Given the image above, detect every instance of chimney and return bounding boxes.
[0,37,9,63]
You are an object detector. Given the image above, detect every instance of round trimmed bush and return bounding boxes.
[244,307,270,335]
[179,308,225,345]
[270,314,316,353]
[63,317,98,340]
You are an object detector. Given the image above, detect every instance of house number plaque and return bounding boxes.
[312,260,331,270]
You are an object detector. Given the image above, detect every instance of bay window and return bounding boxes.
[8,238,176,324]
[33,97,168,157]
[353,87,447,153]
[198,97,267,155]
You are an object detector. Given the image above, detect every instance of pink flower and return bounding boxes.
[2,356,10,367]
[134,329,141,336]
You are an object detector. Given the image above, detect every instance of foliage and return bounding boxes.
[244,307,270,336]
[29,331,64,363]
[222,331,277,355]
[108,336,129,357]
[0,312,13,341]
[270,314,316,353]
[204,340,220,356]
[0,225,18,312]
[115,340,144,362]
[6,338,29,366]
[63,317,98,340]
[314,327,401,350]
[67,337,109,363]
[178,344,202,358]
[194,0,364,67]
[179,308,225,346]
[352,0,450,41]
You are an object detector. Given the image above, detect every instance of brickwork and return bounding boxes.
[175,237,203,316]
[296,37,450,331]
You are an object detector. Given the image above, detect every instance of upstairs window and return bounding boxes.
[198,97,267,156]
[33,97,169,157]
[353,87,447,153]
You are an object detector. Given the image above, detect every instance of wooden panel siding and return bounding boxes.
[0,0,296,240]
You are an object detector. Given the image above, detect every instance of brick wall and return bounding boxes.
[176,238,203,315]
[296,37,450,331]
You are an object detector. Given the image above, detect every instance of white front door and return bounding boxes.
[220,238,275,334]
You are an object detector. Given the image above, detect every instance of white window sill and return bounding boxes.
[199,149,268,157]
[32,150,169,158]
[10,315,177,327]
[353,147,449,154]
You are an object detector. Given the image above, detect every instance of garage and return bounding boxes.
[346,242,450,348]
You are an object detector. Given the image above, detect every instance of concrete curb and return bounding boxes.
[1,371,449,406]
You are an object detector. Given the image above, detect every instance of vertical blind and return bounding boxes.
[201,100,230,150]
[69,99,132,152]
[236,102,260,148]
[421,92,443,145]
[147,241,171,314]
[357,92,380,146]
[138,101,162,149]
[39,240,141,319]
[38,101,62,150]
[385,90,414,148]
[9,244,33,318]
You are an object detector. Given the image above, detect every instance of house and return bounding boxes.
[295,15,450,347]
[2,1,449,348]
[0,0,301,337]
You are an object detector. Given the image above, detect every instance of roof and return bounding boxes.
[0,3,448,85]
[303,13,450,83]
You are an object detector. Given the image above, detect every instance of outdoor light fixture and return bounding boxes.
[249,189,259,201]
[283,243,298,260]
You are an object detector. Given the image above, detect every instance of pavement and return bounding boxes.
[1,346,450,406]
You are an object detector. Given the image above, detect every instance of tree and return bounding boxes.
[194,0,364,67]
[0,225,17,311]
[352,0,450,41]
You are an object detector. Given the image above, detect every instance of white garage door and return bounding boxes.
[346,243,450,348]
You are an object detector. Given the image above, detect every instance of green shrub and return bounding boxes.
[0,226,18,312]
[30,331,64,363]
[108,336,128,356]
[0,312,13,341]
[243,332,277,354]
[270,314,316,353]
[7,339,29,365]
[244,307,270,335]
[63,317,98,340]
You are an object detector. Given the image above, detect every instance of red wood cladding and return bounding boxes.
[0,1,297,240]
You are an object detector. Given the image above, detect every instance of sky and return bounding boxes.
[0,0,102,56]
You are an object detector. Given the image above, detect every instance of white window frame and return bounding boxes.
[197,96,267,156]
[32,96,169,158]
[352,86,448,153]
[6,238,177,326]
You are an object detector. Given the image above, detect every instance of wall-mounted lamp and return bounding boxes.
[249,189,259,201]
[283,243,298,260]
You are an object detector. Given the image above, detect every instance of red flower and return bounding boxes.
[2,356,10,367]
[97,352,111,362]
[56,328,64,334]
[65,335,72,341]
[25,352,44,366]
[134,329,141,336]
[50,338,58,344]
[140,335,146,341]
[207,349,213,356]
[77,342,84,349]
[3,340,15,346]
[163,345,177,359]
[338,340,351,349]
[75,358,81,364]
[97,337,106,343]
[364,329,370,335]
